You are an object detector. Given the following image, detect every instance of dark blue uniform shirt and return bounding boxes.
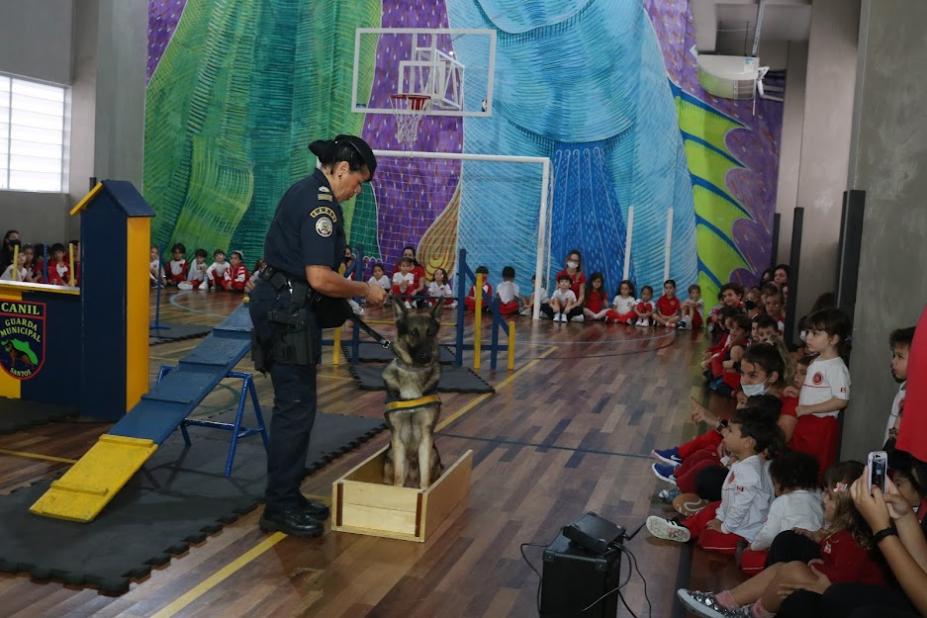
[264,168,345,278]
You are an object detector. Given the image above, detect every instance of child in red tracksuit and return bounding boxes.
[707,314,751,396]
[47,243,70,286]
[653,279,682,328]
[206,249,231,290]
[653,345,796,493]
[677,461,885,618]
[634,285,655,327]
[791,308,851,477]
[495,266,521,316]
[225,250,249,292]
[646,410,777,556]
[606,280,637,324]
[464,265,492,312]
[583,272,609,321]
[166,242,189,286]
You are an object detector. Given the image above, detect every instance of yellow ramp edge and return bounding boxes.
[29,434,158,523]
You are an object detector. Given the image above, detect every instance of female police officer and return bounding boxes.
[250,135,386,537]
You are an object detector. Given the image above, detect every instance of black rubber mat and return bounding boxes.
[0,398,79,435]
[149,322,212,345]
[341,341,456,364]
[0,412,385,594]
[349,364,494,394]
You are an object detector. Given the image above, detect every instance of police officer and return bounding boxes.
[250,135,386,537]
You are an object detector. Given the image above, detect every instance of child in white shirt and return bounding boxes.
[179,248,209,291]
[679,283,705,330]
[646,411,777,554]
[606,280,637,324]
[495,266,520,315]
[427,267,455,308]
[792,308,851,476]
[885,326,914,443]
[521,274,548,316]
[739,450,823,572]
[545,275,578,323]
[392,257,417,307]
[367,263,391,294]
[206,249,231,290]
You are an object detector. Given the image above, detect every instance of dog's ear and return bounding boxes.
[430,297,444,323]
[392,296,407,326]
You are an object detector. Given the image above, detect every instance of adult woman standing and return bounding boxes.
[250,135,386,537]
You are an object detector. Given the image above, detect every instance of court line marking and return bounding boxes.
[434,432,651,460]
[0,448,78,464]
[150,345,556,617]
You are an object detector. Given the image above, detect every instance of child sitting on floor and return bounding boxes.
[677,461,884,618]
[206,249,231,290]
[495,266,520,316]
[708,314,751,396]
[179,248,208,291]
[653,279,682,328]
[739,450,824,574]
[166,242,188,286]
[427,267,455,308]
[543,274,579,323]
[392,257,417,308]
[635,285,655,327]
[708,282,745,333]
[646,410,779,555]
[606,279,637,325]
[464,265,492,313]
[226,250,249,292]
[367,263,391,295]
[521,274,548,316]
[149,246,164,287]
[680,284,704,330]
[583,272,609,321]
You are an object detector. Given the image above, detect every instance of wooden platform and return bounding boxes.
[0,289,745,617]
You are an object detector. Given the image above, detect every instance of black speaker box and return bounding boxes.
[540,533,622,617]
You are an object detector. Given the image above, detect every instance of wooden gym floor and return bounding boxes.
[0,290,746,617]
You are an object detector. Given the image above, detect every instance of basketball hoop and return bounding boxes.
[390,93,432,146]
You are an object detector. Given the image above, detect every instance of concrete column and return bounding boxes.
[842,0,927,460]
[793,0,859,316]
[68,0,147,239]
[773,41,807,264]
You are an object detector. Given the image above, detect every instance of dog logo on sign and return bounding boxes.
[0,299,46,380]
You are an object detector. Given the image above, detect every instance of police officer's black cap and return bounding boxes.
[308,135,377,179]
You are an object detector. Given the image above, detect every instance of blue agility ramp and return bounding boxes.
[30,305,257,522]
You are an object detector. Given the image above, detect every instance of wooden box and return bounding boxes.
[332,447,473,542]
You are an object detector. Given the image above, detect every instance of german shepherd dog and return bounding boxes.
[382,298,445,488]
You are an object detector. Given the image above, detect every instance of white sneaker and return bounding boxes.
[177,282,192,291]
[556,314,565,322]
[646,515,691,543]
[404,301,412,309]
[572,314,584,323]
[636,319,646,327]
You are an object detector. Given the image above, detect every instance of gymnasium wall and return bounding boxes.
[842,0,927,461]
[144,0,783,298]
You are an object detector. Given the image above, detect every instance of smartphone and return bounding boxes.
[868,450,888,493]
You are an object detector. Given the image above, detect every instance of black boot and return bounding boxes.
[298,494,330,520]
[259,507,324,537]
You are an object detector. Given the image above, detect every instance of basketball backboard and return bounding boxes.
[351,28,496,117]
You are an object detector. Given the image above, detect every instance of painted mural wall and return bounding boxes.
[145,0,781,301]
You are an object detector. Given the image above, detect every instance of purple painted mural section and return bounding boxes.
[361,0,463,272]
[147,0,187,81]
[644,0,783,283]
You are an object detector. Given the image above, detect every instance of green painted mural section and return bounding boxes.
[673,90,751,303]
[144,0,381,263]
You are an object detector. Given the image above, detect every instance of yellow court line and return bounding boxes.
[0,448,78,464]
[151,344,556,617]
[151,532,287,618]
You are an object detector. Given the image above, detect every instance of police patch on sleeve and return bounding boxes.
[315,216,333,238]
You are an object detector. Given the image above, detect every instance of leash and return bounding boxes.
[384,394,442,413]
[351,315,395,353]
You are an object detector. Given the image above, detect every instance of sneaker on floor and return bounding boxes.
[404,301,412,309]
[572,314,584,322]
[658,487,680,504]
[676,590,749,618]
[651,446,682,466]
[646,515,691,543]
[651,462,678,485]
[559,314,567,323]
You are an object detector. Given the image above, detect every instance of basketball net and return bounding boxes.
[390,94,432,146]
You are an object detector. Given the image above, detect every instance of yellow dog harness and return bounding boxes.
[384,394,442,413]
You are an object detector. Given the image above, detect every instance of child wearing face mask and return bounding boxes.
[653,346,794,492]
